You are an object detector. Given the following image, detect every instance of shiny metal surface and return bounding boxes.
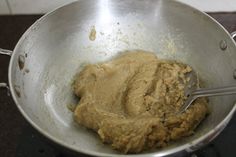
[180,85,236,113]
[231,31,236,39]
[0,48,12,56]
[2,0,236,156]
[0,83,9,89]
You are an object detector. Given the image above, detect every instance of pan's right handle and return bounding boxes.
[231,31,236,40]
[0,48,13,96]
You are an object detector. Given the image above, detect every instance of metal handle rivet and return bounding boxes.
[220,40,227,51]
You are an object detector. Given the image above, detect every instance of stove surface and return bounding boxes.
[0,13,236,157]
[16,115,236,157]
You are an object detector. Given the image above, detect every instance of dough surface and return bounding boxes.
[73,51,208,153]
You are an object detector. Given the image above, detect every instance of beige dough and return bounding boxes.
[73,51,208,153]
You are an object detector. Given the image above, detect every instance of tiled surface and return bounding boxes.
[8,0,76,14]
[0,0,236,14]
[0,0,10,14]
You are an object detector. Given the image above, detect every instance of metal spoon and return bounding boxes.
[179,71,236,113]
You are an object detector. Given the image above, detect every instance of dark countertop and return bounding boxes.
[0,13,236,157]
[0,15,42,157]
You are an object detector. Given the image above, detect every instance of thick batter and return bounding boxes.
[73,51,208,153]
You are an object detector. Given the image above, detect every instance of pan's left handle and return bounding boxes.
[0,48,13,96]
[0,48,12,56]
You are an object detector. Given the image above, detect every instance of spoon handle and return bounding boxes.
[192,85,236,97]
[179,85,236,113]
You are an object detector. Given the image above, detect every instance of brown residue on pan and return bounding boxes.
[24,68,30,73]
[18,55,25,70]
[89,26,96,41]
[14,85,21,98]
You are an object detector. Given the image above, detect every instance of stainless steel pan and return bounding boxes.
[1,0,236,156]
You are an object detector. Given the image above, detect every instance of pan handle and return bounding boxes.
[0,83,10,96]
[0,48,12,95]
[231,31,236,40]
[0,48,12,56]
